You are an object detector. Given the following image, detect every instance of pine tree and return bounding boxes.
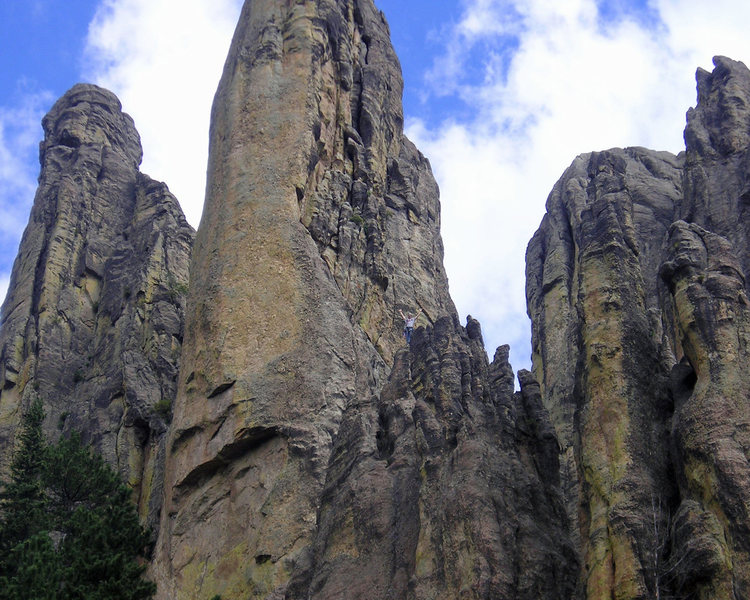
[0,402,156,599]
[0,397,50,586]
[2,533,60,600]
[45,432,156,600]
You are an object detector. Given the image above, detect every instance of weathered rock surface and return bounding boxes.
[660,221,750,599]
[295,322,576,600]
[527,147,683,598]
[661,56,750,599]
[0,84,194,525]
[6,5,750,600]
[152,0,574,598]
[528,56,750,599]
[681,56,750,299]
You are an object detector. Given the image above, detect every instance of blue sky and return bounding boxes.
[2,0,750,375]
[0,2,99,101]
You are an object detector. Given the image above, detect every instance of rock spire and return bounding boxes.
[152,1,573,598]
[527,56,750,599]
[0,84,194,525]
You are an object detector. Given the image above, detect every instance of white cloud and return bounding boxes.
[0,274,9,311]
[83,0,243,227]
[0,93,50,248]
[409,0,750,372]
[656,0,750,71]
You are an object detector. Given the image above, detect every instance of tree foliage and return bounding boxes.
[0,399,156,599]
[0,397,49,551]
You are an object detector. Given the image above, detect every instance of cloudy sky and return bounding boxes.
[2,0,750,373]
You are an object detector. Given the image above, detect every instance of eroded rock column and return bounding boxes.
[526,148,683,598]
[153,0,452,596]
[0,84,193,526]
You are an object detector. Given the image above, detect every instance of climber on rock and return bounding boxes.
[399,308,421,345]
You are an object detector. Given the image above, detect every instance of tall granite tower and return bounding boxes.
[527,57,750,599]
[0,85,193,525]
[152,0,573,598]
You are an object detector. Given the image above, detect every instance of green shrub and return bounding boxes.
[152,399,172,421]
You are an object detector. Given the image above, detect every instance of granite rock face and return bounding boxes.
[0,84,194,525]
[526,147,683,598]
[152,1,574,598]
[664,56,750,599]
[528,56,750,599]
[660,221,750,599]
[294,323,576,600]
[5,5,750,600]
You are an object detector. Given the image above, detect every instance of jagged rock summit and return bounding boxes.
[3,2,750,600]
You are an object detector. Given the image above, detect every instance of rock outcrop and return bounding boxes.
[0,84,194,525]
[526,147,683,598]
[660,221,750,599]
[663,56,750,600]
[527,56,750,599]
[5,4,750,600]
[153,1,574,598]
[293,324,576,600]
